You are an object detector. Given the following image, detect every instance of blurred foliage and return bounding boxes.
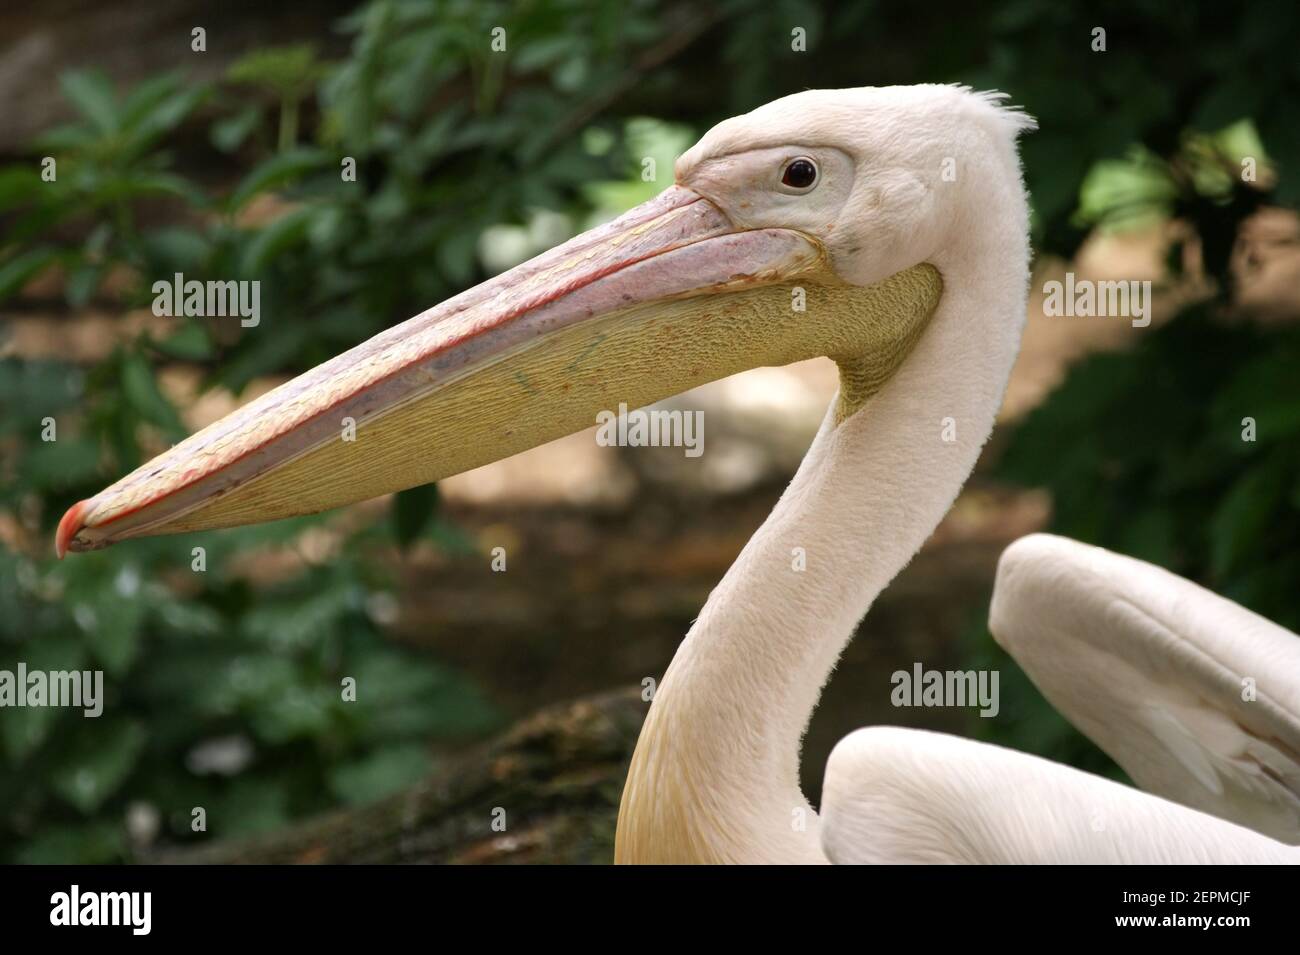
[0,0,1298,858]
[1002,310,1300,618]
[969,309,1300,774]
[949,4,1300,769]
[224,44,329,153]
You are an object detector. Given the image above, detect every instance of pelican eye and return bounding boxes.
[781,157,818,190]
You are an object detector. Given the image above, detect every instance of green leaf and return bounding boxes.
[31,123,97,153]
[240,586,352,652]
[511,36,580,73]
[209,778,289,838]
[199,654,298,717]
[21,437,102,490]
[121,351,185,436]
[210,322,309,393]
[429,517,477,556]
[0,358,83,427]
[141,227,212,274]
[306,203,346,247]
[82,593,145,676]
[16,822,123,864]
[120,72,187,128]
[351,652,500,742]
[59,70,119,134]
[0,247,61,303]
[1076,154,1177,229]
[152,322,213,361]
[154,599,225,638]
[97,170,202,205]
[1193,80,1264,132]
[435,228,478,285]
[238,205,317,274]
[1213,346,1300,444]
[51,720,146,813]
[65,261,103,308]
[250,684,335,744]
[125,83,208,153]
[328,743,430,805]
[226,43,324,98]
[0,165,43,214]
[1209,458,1287,577]
[1,705,63,763]
[228,148,331,210]
[391,483,438,551]
[211,105,263,153]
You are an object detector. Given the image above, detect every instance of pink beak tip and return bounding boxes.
[55,499,90,560]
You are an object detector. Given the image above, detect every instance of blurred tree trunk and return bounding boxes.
[152,688,646,865]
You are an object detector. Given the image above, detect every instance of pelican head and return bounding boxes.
[58,85,1031,555]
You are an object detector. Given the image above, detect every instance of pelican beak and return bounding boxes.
[58,183,940,556]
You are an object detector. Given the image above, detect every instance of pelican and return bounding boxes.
[57,85,1299,864]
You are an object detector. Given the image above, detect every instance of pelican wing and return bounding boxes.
[989,533,1300,843]
[820,727,1298,863]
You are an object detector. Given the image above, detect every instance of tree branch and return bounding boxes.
[152,688,646,864]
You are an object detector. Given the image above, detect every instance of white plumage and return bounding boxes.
[616,85,1300,864]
